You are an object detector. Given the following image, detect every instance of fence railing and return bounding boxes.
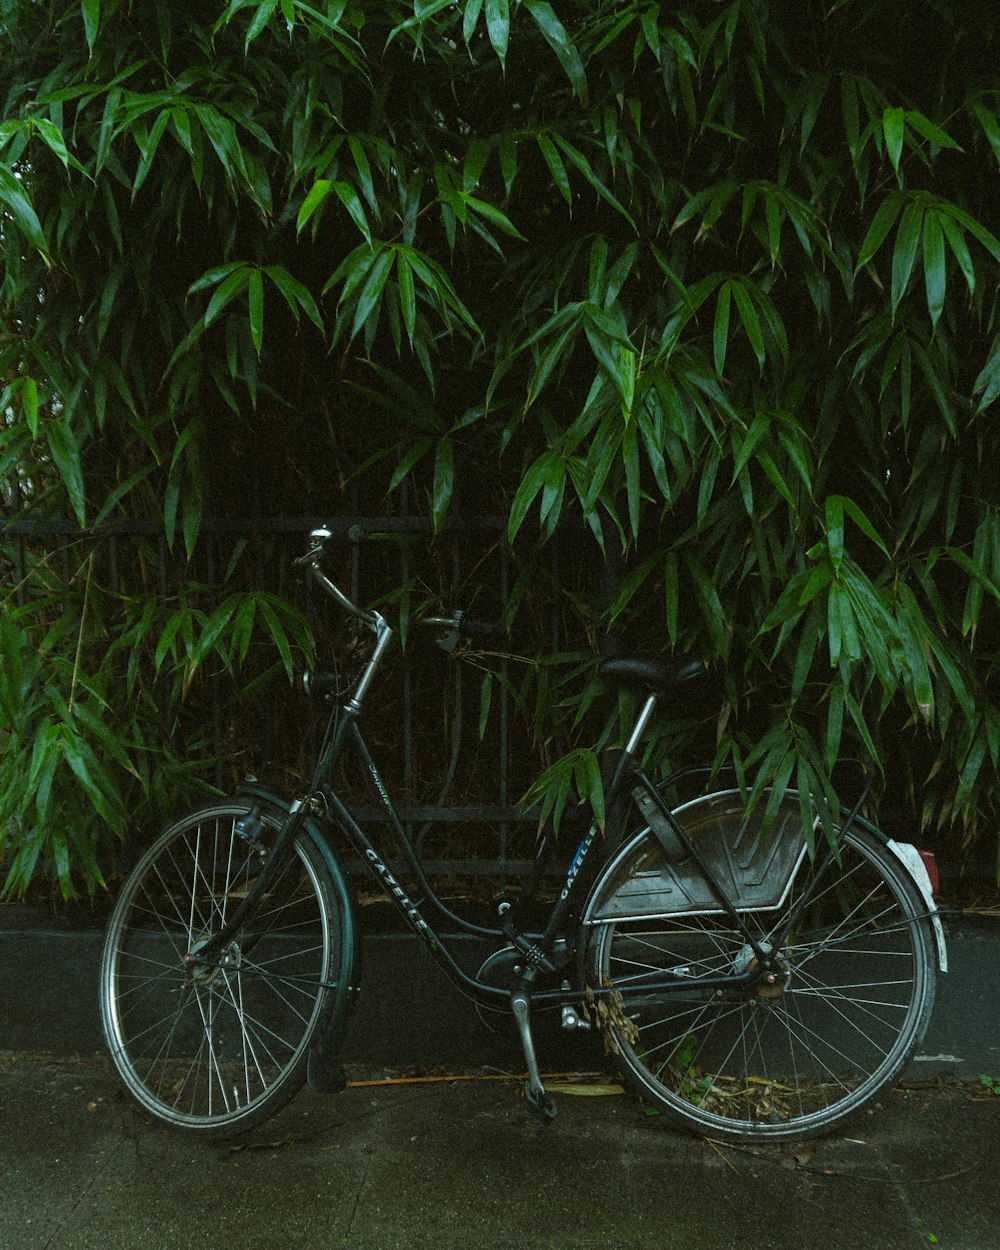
[2,506,589,880]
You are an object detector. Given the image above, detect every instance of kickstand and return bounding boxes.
[511,990,556,1124]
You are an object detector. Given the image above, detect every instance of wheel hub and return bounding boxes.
[733,942,792,1000]
[185,936,242,987]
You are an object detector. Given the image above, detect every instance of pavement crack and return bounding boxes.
[892,1177,946,1249]
[39,1137,128,1250]
[342,1144,376,1247]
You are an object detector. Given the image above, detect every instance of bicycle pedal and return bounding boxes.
[523,1084,557,1125]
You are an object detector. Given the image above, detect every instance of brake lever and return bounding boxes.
[294,544,324,566]
[433,610,463,654]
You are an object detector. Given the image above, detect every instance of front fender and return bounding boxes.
[235,780,360,1087]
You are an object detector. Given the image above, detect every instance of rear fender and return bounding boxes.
[581,788,948,974]
[854,816,948,973]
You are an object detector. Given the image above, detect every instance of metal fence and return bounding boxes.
[2,505,592,880]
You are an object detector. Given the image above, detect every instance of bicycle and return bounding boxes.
[98,524,946,1144]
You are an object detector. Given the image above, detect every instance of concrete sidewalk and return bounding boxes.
[2,908,1000,1248]
[1,1052,998,1250]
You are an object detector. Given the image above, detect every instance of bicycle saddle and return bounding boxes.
[598,654,708,695]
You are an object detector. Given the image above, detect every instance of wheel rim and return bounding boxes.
[593,830,933,1138]
[101,809,332,1130]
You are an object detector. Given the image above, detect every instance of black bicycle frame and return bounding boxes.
[194,585,759,1009]
[308,705,760,1009]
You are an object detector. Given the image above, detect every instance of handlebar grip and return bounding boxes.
[302,669,340,699]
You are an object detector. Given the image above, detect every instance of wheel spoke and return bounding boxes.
[99,806,338,1137]
[591,799,935,1141]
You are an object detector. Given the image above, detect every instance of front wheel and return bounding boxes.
[584,793,937,1142]
[99,802,347,1139]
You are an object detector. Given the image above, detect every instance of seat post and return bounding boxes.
[624,693,657,756]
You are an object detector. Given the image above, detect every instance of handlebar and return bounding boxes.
[296,526,376,627]
[296,524,506,643]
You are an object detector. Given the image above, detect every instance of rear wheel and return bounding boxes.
[586,801,936,1142]
[99,802,345,1139]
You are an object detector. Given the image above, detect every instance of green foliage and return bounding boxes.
[3,0,1000,893]
[0,535,315,897]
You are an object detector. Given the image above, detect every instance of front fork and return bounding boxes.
[182,796,312,973]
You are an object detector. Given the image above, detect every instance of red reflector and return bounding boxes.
[918,849,939,895]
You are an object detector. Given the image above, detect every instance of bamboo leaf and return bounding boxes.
[257,597,294,682]
[397,251,416,342]
[463,0,484,46]
[732,279,765,370]
[825,495,844,572]
[31,117,88,175]
[388,437,432,493]
[0,611,24,726]
[91,463,156,528]
[296,178,333,232]
[826,680,845,771]
[856,193,904,271]
[577,750,605,830]
[537,133,572,206]
[46,420,86,525]
[21,377,39,436]
[432,437,453,533]
[841,73,860,161]
[730,411,769,483]
[484,0,510,65]
[713,280,731,377]
[896,585,934,721]
[922,209,946,331]
[941,203,1000,265]
[188,261,248,294]
[461,193,525,239]
[29,726,62,827]
[479,672,492,739]
[203,266,251,328]
[970,100,1000,165]
[332,180,372,242]
[245,0,278,47]
[524,0,587,101]
[883,106,905,173]
[82,0,100,54]
[0,166,50,260]
[248,267,264,356]
[891,200,923,314]
[830,582,845,670]
[905,109,962,152]
[181,447,203,559]
[264,265,324,331]
[386,0,455,45]
[509,451,555,542]
[553,135,636,228]
[973,336,1000,413]
[828,494,890,557]
[939,213,975,296]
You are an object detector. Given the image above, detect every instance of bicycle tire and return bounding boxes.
[583,791,937,1142]
[99,801,345,1139]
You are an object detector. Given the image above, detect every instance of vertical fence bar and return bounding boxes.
[0,510,537,877]
[499,537,510,865]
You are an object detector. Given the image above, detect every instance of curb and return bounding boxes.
[1,919,998,1079]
